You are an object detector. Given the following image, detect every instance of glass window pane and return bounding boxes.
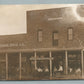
[68,28,73,34]
[38,30,42,42]
[36,60,50,79]
[37,52,49,58]
[53,40,58,46]
[21,52,37,80]
[68,28,73,40]
[68,51,81,76]
[52,52,65,77]
[54,33,58,40]
[68,34,73,40]
[53,31,58,46]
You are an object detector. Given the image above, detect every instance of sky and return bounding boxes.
[0,4,78,35]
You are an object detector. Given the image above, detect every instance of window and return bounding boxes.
[38,30,42,42]
[21,53,35,79]
[68,28,73,40]
[68,51,81,75]
[52,52,65,77]
[53,31,58,46]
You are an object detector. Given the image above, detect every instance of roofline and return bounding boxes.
[26,6,70,12]
[0,33,27,37]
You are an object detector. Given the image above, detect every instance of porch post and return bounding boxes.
[65,51,68,75]
[19,52,22,80]
[34,51,37,70]
[6,53,8,80]
[81,50,84,78]
[49,51,52,77]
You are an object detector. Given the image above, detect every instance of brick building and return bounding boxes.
[0,6,84,80]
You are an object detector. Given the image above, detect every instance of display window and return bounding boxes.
[68,51,81,76]
[52,51,65,77]
[21,52,35,79]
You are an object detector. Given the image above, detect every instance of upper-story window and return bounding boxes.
[68,28,73,40]
[53,31,58,46]
[38,29,42,42]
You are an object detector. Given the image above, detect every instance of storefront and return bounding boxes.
[0,49,83,80]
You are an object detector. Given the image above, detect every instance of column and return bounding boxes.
[65,51,68,75]
[19,52,22,80]
[81,50,84,78]
[6,53,8,80]
[49,51,52,77]
[34,51,37,70]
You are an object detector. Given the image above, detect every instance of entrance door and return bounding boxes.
[8,53,19,80]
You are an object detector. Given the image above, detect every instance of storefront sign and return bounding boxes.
[0,43,25,48]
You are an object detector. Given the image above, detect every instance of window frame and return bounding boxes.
[37,29,43,42]
[67,27,73,41]
[52,31,59,46]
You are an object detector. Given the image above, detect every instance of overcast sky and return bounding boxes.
[0,4,77,35]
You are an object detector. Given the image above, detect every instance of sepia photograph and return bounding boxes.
[0,4,84,80]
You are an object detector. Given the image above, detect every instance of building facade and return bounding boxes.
[0,7,84,80]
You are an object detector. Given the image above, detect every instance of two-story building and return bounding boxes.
[0,6,84,80]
